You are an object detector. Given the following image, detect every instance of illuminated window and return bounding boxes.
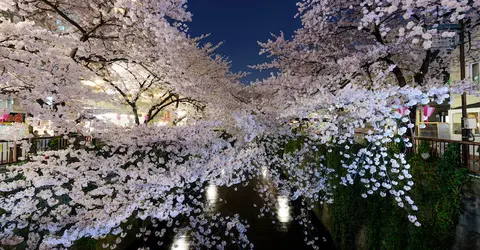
[55,14,75,32]
[0,98,13,112]
[472,63,480,84]
[56,20,67,31]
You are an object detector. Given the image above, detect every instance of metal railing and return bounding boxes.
[0,140,22,165]
[2,134,479,172]
[409,136,480,173]
[0,136,69,165]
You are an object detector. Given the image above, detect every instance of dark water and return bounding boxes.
[131,177,335,250]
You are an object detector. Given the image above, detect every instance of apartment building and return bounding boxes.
[448,26,480,141]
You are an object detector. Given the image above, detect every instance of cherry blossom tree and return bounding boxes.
[0,0,248,129]
[256,0,480,89]
[0,1,259,248]
[247,0,480,246]
[1,0,480,249]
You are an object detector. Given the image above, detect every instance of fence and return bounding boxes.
[0,136,69,165]
[2,135,480,173]
[409,136,480,173]
[0,140,22,165]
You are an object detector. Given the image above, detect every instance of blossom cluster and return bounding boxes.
[1,0,479,249]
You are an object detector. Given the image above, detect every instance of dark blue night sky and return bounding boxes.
[187,0,301,83]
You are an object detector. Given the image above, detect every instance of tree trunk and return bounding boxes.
[131,106,140,126]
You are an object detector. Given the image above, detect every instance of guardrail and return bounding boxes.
[2,135,479,173]
[0,136,70,165]
[409,136,480,173]
[0,140,22,165]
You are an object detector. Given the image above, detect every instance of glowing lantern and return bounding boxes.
[397,106,408,116]
[0,108,9,124]
[1,114,7,124]
[423,106,435,124]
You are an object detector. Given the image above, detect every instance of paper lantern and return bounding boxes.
[0,114,7,124]
[423,106,435,124]
[398,106,408,116]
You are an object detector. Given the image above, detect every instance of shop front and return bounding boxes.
[0,98,28,164]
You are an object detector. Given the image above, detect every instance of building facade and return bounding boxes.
[449,26,480,141]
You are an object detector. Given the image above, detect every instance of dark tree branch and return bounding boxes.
[39,0,87,35]
[380,57,407,87]
[414,49,440,85]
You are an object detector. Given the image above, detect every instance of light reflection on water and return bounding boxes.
[170,234,189,250]
[205,184,218,214]
[156,179,329,250]
[203,179,293,231]
[276,195,292,224]
[259,166,293,229]
[206,184,218,203]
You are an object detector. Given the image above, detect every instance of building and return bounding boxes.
[0,98,28,136]
[448,26,480,141]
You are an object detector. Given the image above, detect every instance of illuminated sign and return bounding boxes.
[1,113,24,123]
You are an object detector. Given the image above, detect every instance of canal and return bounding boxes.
[129,176,335,250]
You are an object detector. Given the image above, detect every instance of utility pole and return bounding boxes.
[433,22,470,165]
[459,20,469,166]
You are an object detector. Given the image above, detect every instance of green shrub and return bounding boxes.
[47,137,60,150]
[323,142,469,250]
[70,238,97,250]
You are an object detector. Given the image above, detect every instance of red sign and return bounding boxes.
[1,114,23,123]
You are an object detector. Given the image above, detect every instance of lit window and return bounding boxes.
[46,97,53,105]
[56,20,67,31]
[472,63,479,84]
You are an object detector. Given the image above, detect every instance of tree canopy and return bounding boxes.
[1,0,479,249]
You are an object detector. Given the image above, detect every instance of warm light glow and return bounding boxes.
[177,110,187,117]
[113,7,126,15]
[81,78,105,87]
[111,63,127,74]
[277,196,291,223]
[261,166,269,179]
[206,184,218,203]
[81,80,96,87]
[171,235,190,250]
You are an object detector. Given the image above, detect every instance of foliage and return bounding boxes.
[0,0,479,249]
[47,137,60,150]
[324,142,469,249]
[70,238,97,250]
[323,145,363,249]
